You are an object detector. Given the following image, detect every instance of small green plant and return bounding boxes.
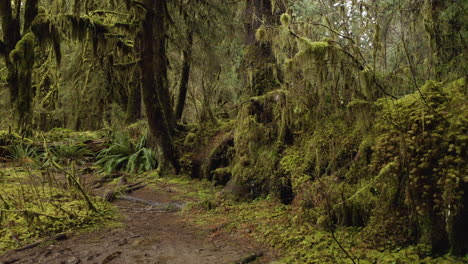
[95,132,157,173]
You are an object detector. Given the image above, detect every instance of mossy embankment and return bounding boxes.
[186,78,468,262]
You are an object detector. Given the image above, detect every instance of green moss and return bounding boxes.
[359,66,374,99]
[243,44,280,96]
[0,178,116,253]
[184,132,197,147]
[9,33,35,65]
[190,198,467,263]
[224,90,291,200]
[296,38,329,59]
[0,130,32,146]
[211,167,231,186]
[43,128,104,142]
[369,79,468,253]
[280,13,291,27]
[31,13,62,64]
[255,26,267,42]
[8,33,36,135]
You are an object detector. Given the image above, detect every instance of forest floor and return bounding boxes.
[0,171,277,264]
[1,132,466,264]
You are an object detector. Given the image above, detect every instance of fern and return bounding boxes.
[95,132,157,173]
[49,143,93,164]
[8,144,39,163]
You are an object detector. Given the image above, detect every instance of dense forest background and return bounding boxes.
[1,0,467,262]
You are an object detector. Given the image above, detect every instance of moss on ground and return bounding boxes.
[0,179,116,253]
[190,198,468,263]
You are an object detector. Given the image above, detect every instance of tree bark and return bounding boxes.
[244,0,272,45]
[175,30,193,121]
[140,0,179,173]
[125,76,142,123]
[243,0,279,96]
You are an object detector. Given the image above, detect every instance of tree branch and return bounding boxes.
[287,26,397,99]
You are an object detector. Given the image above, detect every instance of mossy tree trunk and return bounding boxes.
[140,0,179,173]
[175,30,193,122]
[243,0,283,96]
[424,0,466,79]
[222,0,289,201]
[0,0,39,136]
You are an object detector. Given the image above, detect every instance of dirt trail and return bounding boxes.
[0,183,274,264]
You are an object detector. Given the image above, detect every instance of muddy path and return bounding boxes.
[0,180,276,264]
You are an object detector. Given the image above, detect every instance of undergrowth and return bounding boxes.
[95,132,156,173]
[191,198,468,263]
[42,128,104,142]
[0,167,116,253]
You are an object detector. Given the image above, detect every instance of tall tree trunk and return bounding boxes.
[244,0,272,45]
[175,30,193,122]
[243,0,279,96]
[424,0,464,79]
[141,0,179,173]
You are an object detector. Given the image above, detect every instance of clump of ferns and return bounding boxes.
[8,143,40,166]
[95,132,157,174]
[47,142,93,165]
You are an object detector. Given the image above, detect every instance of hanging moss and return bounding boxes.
[280,13,291,27]
[9,33,36,135]
[295,38,330,61]
[369,79,468,254]
[359,66,374,100]
[223,90,292,201]
[62,14,111,55]
[31,13,62,65]
[255,26,267,42]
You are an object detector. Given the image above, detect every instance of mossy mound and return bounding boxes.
[214,78,467,255]
[43,128,104,142]
[367,79,468,253]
